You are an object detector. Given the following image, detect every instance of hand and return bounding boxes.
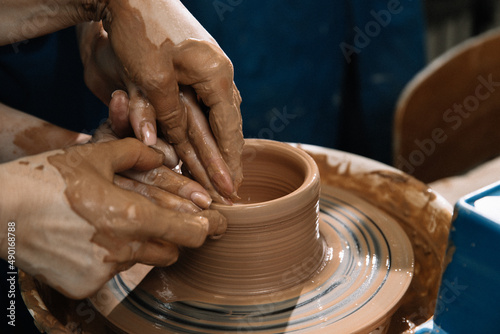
[0,138,226,299]
[77,0,243,200]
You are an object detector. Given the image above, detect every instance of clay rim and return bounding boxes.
[212,138,320,211]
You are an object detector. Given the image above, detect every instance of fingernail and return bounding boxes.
[141,122,157,146]
[191,192,212,209]
[111,89,127,99]
[219,196,233,205]
[211,191,233,205]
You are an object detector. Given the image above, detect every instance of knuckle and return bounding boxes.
[158,105,185,125]
[145,71,170,90]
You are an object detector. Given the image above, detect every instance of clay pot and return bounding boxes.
[172,138,324,296]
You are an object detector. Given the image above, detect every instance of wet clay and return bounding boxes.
[19,270,112,334]
[301,146,452,333]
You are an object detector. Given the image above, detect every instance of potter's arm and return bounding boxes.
[0,103,90,163]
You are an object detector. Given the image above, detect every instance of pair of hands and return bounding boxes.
[3,136,226,300]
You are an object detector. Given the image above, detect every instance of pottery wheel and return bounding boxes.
[91,185,414,334]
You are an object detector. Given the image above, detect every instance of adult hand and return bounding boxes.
[77,0,243,201]
[0,138,226,299]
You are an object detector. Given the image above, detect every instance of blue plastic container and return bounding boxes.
[416,180,500,334]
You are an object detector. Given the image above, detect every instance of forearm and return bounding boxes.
[0,0,106,46]
[0,103,90,162]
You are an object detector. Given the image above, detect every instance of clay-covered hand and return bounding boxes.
[92,112,218,210]
[0,138,226,299]
[77,0,243,200]
[102,88,234,204]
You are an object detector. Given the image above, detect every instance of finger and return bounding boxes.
[81,176,212,248]
[127,85,157,146]
[202,84,243,193]
[114,175,202,213]
[120,165,213,209]
[144,78,187,147]
[174,40,244,192]
[199,210,227,238]
[109,90,133,138]
[109,90,178,167]
[137,59,231,199]
[80,21,121,106]
[180,86,234,198]
[151,138,179,168]
[133,240,179,267]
